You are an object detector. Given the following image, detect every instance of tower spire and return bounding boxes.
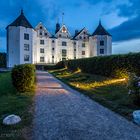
[62,12,64,25]
[21,8,24,15]
[99,19,101,25]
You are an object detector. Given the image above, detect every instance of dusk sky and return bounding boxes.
[0,0,140,54]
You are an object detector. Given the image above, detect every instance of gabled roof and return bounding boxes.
[72,28,85,39]
[6,10,33,29]
[92,21,111,36]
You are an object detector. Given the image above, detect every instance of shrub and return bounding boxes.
[0,53,6,68]
[65,53,140,78]
[36,61,65,70]
[11,64,35,92]
[127,73,140,106]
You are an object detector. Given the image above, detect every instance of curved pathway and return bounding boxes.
[33,71,140,140]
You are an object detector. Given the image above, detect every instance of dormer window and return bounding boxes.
[62,27,66,33]
[40,26,42,29]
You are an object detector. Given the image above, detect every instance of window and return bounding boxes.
[24,55,29,61]
[40,32,42,36]
[24,44,29,51]
[40,40,44,45]
[40,26,42,29]
[82,51,85,55]
[24,33,29,40]
[52,40,55,43]
[100,40,104,46]
[40,48,44,53]
[62,49,67,57]
[52,56,54,58]
[52,48,55,51]
[40,57,44,62]
[79,36,82,39]
[62,41,67,46]
[62,58,66,61]
[59,34,62,37]
[45,33,48,36]
[74,49,76,51]
[100,49,104,54]
[74,57,76,59]
[82,43,85,47]
[84,37,86,40]
[74,42,76,45]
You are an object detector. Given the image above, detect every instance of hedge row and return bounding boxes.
[12,64,36,92]
[65,53,140,78]
[36,61,65,70]
[0,53,6,68]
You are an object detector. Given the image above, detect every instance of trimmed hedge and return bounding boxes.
[0,53,6,68]
[65,53,140,78]
[11,64,36,92]
[36,61,65,70]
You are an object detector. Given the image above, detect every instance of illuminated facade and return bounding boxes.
[6,10,112,67]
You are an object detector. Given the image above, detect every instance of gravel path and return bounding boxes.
[33,71,140,140]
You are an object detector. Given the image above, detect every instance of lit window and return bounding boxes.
[24,44,29,51]
[40,48,44,53]
[40,57,44,62]
[40,40,44,45]
[24,55,29,61]
[100,49,104,54]
[24,33,29,40]
[62,41,67,46]
[82,51,85,55]
[100,41,104,46]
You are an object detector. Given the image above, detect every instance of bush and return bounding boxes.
[11,64,35,92]
[0,53,6,68]
[36,61,65,70]
[65,53,140,78]
[127,73,140,106]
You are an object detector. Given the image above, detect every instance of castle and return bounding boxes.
[6,10,112,67]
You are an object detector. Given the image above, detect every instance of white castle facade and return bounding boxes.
[6,10,112,68]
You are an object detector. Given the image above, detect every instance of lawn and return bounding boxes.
[49,68,140,120]
[0,72,34,140]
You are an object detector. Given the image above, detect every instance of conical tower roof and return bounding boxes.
[92,21,111,36]
[6,10,33,29]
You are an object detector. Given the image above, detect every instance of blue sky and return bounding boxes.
[0,0,140,54]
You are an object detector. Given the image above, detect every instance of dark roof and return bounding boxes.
[6,10,33,29]
[92,21,111,36]
[72,28,85,39]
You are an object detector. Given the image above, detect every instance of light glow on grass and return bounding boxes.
[70,78,126,89]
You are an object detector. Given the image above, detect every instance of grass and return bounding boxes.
[49,68,140,120]
[0,72,34,140]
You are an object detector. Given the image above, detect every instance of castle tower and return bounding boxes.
[6,10,34,67]
[89,21,112,56]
